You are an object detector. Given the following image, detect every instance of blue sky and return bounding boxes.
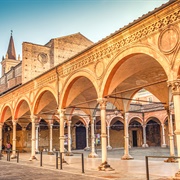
[0,0,169,60]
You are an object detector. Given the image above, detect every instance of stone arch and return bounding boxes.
[108,116,124,148]
[145,116,161,124]
[108,115,124,127]
[14,96,31,119]
[101,45,170,97]
[128,116,143,126]
[60,70,99,108]
[146,116,161,146]
[32,87,58,116]
[71,114,87,150]
[0,104,13,123]
[128,116,143,147]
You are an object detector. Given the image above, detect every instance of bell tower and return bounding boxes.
[1,30,20,76]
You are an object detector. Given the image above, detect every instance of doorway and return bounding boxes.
[132,130,137,147]
[76,126,86,149]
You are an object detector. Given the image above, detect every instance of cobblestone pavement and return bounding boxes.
[0,147,179,180]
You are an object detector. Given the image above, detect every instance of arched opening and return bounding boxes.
[110,119,124,148]
[129,120,142,147]
[146,119,161,146]
[75,121,86,150]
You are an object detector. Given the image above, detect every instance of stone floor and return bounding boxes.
[0,147,179,180]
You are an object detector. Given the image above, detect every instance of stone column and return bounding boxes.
[97,98,113,171]
[35,124,39,153]
[107,126,112,150]
[48,124,54,154]
[84,124,90,151]
[121,113,133,160]
[0,123,3,151]
[168,111,175,156]
[66,120,73,156]
[58,109,66,162]
[29,115,37,161]
[142,125,148,148]
[168,80,180,177]
[88,117,98,158]
[161,123,167,148]
[11,120,17,158]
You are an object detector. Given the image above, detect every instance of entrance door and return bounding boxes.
[132,130,137,147]
[76,126,86,149]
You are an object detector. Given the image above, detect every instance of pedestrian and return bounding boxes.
[6,142,11,151]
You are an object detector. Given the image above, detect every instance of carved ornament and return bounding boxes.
[158,26,179,54]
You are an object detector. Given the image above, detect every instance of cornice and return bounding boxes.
[58,7,180,77]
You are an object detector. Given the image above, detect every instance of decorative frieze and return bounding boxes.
[59,9,180,77]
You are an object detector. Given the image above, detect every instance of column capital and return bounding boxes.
[168,79,180,95]
[57,108,66,114]
[30,115,37,123]
[12,120,18,125]
[67,120,72,125]
[97,98,107,109]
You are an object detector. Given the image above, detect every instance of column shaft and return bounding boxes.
[97,98,113,171]
[169,113,175,156]
[49,124,53,152]
[58,109,66,160]
[88,118,98,157]
[29,115,37,160]
[0,123,3,151]
[107,126,112,150]
[161,124,166,148]
[11,120,17,158]
[35,125,39,153]
[121,113,133,160]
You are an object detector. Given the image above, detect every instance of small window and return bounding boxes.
[148,97,152,103]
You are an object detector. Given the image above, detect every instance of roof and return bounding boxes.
[6,33,16,60]
[45,32,93,48]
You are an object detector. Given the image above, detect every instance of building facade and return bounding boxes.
[0,0,180,174]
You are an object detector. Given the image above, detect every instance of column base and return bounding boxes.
[35,150,40,154]
[107,146,112,150]
[164,157,178,163]
[11,154,17,159]
[29,156,37,161]
[48,151,54,155]
[98,161,114,171]
[121,154,134,160]
[84,147,90,151]
[62,159,68,164]
[66,152,73,156]
[88,152,98,158]
[142,144,149,148]
[161,144,167,148]
[173,171,180,179]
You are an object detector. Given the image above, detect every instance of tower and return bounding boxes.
[1,31,20,76]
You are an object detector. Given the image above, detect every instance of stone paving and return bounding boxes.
[0,147,179,180]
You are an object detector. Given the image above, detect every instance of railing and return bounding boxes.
[1,150,20,163]
[57,152,84,173]
[145,156,180,180]
[39,151,85,173]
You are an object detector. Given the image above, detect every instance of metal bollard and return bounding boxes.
[56,152,58,169]
[60,152,62,170]
[17,150,19,163]
[145,156,149,180]
[40,151,43,166]
[81,153,84,173]
[7,151,10,161]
